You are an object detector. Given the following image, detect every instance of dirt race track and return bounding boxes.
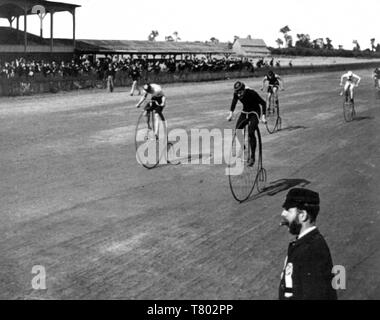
[0,68,379,300]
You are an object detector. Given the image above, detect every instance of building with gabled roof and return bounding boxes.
[232,38,270,57]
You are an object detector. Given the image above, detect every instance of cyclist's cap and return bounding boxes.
[234,81,245,92]
[143,83,151,91]
[282,188,320,210]
[268,70,274,76]
[347,71,353,76]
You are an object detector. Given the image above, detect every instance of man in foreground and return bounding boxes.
[279,188,338,300]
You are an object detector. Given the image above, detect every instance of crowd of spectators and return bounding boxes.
[0,55,257,81]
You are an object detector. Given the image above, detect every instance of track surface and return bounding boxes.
[0,69,379,300]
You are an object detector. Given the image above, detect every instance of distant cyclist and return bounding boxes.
[372,67,380,89]
[261,70,284,113]
[227,81,267,167]
[340,71,361,102]
[136,83,167,139]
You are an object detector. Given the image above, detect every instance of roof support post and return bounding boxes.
[50,11,54,53]
[72,9,76,48]
[24,7,27,53]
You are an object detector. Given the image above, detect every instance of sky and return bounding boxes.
[1,0,379,50]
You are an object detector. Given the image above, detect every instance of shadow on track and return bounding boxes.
[353,116,374,122]
[153,153,211,169]
[279,125,308,132]
[247,178,311,202]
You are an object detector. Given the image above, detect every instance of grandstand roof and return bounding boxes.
[75,40,233,55]
[0,0,80,19]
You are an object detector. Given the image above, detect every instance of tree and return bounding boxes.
[173,31,181,42]
[247,35,252,39]
[280,25,292,47]
[285,34,293,48]
[311,38,324,49]
[353,40,360,51]
[148,30,159,41]
[276,38,284,48]
[370,38,376,51]
[325,38,333,50]
[210,37,219,44]
[295,34,312,48]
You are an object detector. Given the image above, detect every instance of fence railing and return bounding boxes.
[1,61,379,97]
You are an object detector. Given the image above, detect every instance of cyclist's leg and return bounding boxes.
[344,82,350,102]
[154,106,167,138]
[349,83,355,101]
[144,103,153,130]
[248,114,259,164]
[235,113,249,158]
[130,80,137,95]
[267,87,273,112]
[273,86,279,108]
[235,113,248,130]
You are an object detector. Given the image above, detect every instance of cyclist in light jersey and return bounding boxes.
[340,71,361,102]
[136,83,167,139]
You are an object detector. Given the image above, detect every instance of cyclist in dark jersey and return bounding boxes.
[227,81,267,167]
[261,70,284,113]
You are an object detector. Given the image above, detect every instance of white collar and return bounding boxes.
[297,226,317,240]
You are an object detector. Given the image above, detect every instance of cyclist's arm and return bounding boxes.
[136,93,148,108]
[230,94,238,112]
[227,94,238,120]
[354,74,361,85]
[340,75,345,86]
[158,95,166,106]
[261,77,267,90]
[256,91,267,117]
[277,76,284,90]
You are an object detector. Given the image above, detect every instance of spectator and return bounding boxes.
[104,64,116,92]
[129,64,141,96]
[279,188,338,300]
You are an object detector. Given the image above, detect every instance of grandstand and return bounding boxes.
[0,0,79,53]
[0,0,270,63]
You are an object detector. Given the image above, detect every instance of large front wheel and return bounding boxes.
[343,100,354,122]
[135,110,162,169]
[266,103,279,134]
[227,128,257,202]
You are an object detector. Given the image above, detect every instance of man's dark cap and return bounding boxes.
[282,188,320,210]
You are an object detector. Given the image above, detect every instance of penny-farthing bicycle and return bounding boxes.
[227,111,267,203]
[265,85,282,134]
[135,102,179,169]
[342,87,356,123]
